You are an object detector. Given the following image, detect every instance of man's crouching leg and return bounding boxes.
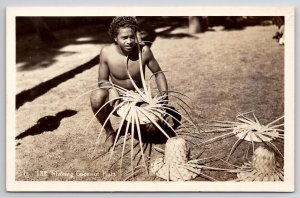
[90,88,116,155]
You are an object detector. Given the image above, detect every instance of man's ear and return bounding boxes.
[114,37,117,43]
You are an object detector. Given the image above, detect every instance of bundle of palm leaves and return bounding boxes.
[202,112,284,161]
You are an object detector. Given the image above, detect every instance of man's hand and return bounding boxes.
[158,91,168,105]
[109,88,120,107]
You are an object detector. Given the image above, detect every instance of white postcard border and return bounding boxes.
[6,6,295,192]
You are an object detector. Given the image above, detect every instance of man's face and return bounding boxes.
[114,27,136,54]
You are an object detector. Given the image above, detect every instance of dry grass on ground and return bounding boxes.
[15,24,284,181]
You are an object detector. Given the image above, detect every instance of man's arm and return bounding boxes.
[98,47,111,89]
[143,46,168,100]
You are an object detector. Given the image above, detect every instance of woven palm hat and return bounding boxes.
[236,146,284,181]
[150,137,199,181]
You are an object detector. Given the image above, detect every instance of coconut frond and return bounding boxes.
[108,102,134,166]
[158,105,200,133]
[137,108,170,139]
[119,109,134,169]
[84,96,127,133]
[202,112,284,162]
[200,131,236,145]
[148,70,169,81]
[134,110,148,174]
[91,100,130,158]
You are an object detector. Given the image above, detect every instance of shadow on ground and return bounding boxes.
[15,109,77,140]
[16,17,113,71]
[16,55,99,109]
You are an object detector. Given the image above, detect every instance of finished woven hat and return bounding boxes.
[235,146,284,181]
[150,137,199,181]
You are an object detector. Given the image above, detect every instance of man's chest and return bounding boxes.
[107,56,145,80]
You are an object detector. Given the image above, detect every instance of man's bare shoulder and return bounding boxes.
[141,45,151,53]
[141,45,154,60]
[101,44,115,55]
[100,44,117,63]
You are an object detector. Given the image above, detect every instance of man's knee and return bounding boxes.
[90,89,109,108]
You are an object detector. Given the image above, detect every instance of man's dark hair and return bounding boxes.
[108,16,140,39]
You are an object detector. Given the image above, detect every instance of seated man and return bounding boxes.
[90,16,168,153]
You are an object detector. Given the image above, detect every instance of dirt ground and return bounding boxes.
[15,23,284,181]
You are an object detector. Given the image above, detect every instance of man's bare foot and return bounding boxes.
[98,132,117,156]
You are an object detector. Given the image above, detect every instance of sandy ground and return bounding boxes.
[16,23,108,94]
[15,24,284,181]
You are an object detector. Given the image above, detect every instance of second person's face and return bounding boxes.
[114,27,136,54]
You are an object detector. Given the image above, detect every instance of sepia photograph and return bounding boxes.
[6,7,294,191]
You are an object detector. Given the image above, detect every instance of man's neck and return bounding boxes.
[115,44,130,56]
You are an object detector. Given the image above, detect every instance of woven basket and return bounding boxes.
[150,137,198,181]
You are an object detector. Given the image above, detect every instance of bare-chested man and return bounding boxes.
[90,17,168,153]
